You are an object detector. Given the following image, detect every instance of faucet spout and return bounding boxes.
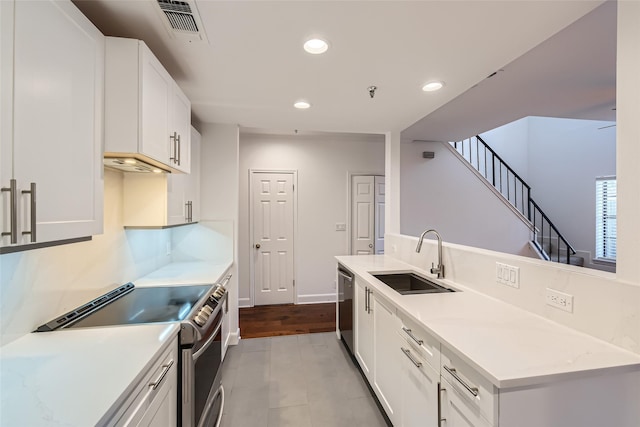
[415,229,445,279]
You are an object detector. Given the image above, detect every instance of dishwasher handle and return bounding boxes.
[338,270,353,282]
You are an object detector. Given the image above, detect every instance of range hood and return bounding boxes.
[103,155,171,174]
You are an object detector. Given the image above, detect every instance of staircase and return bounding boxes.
[450,135,584,266]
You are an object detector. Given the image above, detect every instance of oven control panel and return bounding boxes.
[192,285,227,327]
[193,304,214,326]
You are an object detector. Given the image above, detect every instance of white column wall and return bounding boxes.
[385,131,401,236]
[199,123,240,342]
[616,0,640,284]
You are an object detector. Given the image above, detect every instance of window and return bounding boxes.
[595,177,617,261]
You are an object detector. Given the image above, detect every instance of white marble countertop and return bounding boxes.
[133,260,233,287]
[336,255,640,388]
[0,260,233,426]
[0,323,179,427]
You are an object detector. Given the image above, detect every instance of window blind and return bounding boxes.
[595,177,617,260]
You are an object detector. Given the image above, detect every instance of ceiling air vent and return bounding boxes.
[156,0,209,43]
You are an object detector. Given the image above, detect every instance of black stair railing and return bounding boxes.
[451,135,576,264]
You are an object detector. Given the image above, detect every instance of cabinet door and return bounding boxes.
[399,339,439,427]
[169,85,191,173]
[11,0,103,245]
[186,126,201,222]
[355,279,374,380]
[136,362,178,427]
[373,296,402,424]
[442,380,493,427]
[0,0,14,244]
[166,173,187,225]
[140,43,172,166]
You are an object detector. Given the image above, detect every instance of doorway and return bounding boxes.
[350,175,385,255]
[250,171,296,306]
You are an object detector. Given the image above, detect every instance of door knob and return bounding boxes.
[255,243,261,249]
[368,243,373,248]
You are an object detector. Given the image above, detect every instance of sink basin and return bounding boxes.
[372,272,455,295]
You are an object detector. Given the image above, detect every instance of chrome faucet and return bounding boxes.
[416,229,445,279]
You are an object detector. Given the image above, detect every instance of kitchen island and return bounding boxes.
[337,255,640,427]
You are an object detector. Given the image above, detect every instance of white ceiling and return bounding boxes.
[73,0,607,135]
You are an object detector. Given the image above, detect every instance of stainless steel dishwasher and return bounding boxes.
[337,264,354,355]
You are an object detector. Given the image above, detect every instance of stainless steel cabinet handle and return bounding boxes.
[437,382,445,427]
[149,359,174,390]
[402,327,424,346]
[364,287,368,312]
[1,179,17,244]
[21,182,36,242]
[401,347,422,368]
[443,365,479,397]
[170,132,178,164]
[177,133,181,166]
[367,288,372,314]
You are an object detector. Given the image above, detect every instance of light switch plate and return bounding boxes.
[496,262,520,289]
[335,223,346,231]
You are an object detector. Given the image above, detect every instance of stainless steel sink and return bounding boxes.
[372,272,455,295]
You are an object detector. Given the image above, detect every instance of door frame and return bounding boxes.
[248,169,299,307]
[347,171,385,255]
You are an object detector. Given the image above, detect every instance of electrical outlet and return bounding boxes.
[546,288,574,313]
[335,223,346,231]
[496,262,520,288]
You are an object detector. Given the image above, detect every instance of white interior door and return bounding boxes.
[351,175,375,255]
[251,172,295,306]
[374,176,385,254]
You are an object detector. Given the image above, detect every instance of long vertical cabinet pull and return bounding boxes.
[21,182,36,242]
[437,382,446,427]
[364,287,369,313]
[176,134,181,166]
[170,132,178,164]
[1,179,18,244]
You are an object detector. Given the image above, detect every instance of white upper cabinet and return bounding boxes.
[1,0,104,249]
[104,37,191,173]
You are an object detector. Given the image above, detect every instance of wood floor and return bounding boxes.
[239,303,336,338]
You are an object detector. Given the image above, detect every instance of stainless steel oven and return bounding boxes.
[181,292,226,427]
[35,277,231,427]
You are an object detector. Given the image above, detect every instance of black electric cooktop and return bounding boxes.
[36,283,213,331]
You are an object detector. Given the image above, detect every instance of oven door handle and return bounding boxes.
[196,384,224,427]
[193,321,222,361]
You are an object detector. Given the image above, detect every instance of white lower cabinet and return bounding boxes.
[372,296,402,424]
[397,334,440,427]
[441,381,492,427]
[355,278,374,380]
[108,337,178,427]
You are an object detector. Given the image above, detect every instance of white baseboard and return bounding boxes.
[297,293,337,304]
[238,297,251,308]
[229,328,240,345]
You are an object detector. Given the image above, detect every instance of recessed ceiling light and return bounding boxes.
[304,38,329,54]
[124,159,137,165]
[294,101,311,109]
[422,81,445,92]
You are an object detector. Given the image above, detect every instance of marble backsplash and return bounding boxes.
[386,233,640,355]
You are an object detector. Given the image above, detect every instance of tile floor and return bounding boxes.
[220,332,389,427]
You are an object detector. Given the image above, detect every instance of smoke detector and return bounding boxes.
[156,0,209,44]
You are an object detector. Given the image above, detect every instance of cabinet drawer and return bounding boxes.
[441,347,497,425]
[107,337,178,426]
[397,312,440,370]
[397,331,439,384]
